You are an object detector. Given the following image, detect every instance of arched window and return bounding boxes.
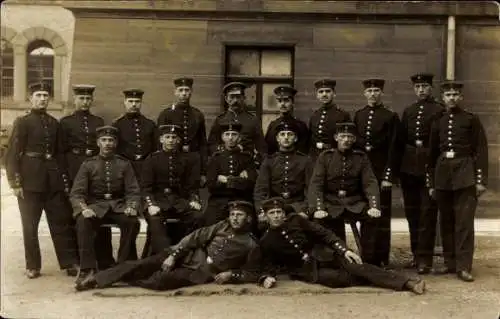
[1,38,14,98]
[27,40,54,96]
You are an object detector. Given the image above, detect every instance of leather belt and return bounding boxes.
[441,150,470,159]
[93,193,122,200]
[23,151,53,160]
[71,148,96,156]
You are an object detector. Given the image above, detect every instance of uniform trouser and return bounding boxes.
[435,186,477,272]
[94,251,197,291]
[17,191,79,270]
[297,259,409,291]
[76,213,140,269]
[360,186,392,266]
[400,173,438,266]
[315,217,347,243]
[95,228,116,270]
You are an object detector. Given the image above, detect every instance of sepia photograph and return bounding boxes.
[1,1,499,318]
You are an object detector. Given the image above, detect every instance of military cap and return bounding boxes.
[335,122,357,135]
[314,79,337,90]
[362,78,385,90]
[275,120,300,135]
[222,82,247,95]
[273,86,297,98]
[72,84,96,96]
[28,81,51,95]
[440,80,464,91]
[219,120,243,133]
[173,77,193,88]
[261,197,286,213]
[122,88,144,99]
[410,73,434,85]
[96,125,118,139]
[159,124,182,136]
[228,200,254,215]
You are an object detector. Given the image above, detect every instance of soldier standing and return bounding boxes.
[308,79,351,161]
[427,81,488,282]
[353,78,400,267]
[112,88,158,184]
[397,73,444,273]
[4,82,79,278]
[207,82,266,164]
[204,121,257,227]
[157,77,208,187]
[264,86,309,155]
[70,126,141,288]
[141,124,202,254]
[60,84,115,270]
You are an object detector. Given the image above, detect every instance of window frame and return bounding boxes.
[26,39,55,98]
[1,38,15,99]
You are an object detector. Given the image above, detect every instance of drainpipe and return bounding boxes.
[446,16,456,80]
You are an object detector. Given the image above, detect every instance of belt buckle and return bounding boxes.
[282,192,290,199]
[365,145,372,152]
[85,149,93,156]
[45,153,52,160]
[415,140,423,147]
[338,190,346,198]
[445,151,455,159]
[316,142,324,149]
[182,145,190,152]
[104,193,112,200]
[134,154,142,160]
[164,188,171,194]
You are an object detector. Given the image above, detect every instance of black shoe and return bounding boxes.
[25,269,41,279]
[65,265,80,277]
[404,259,417,269]
[417,265,431,275]
[457,270,474,282]
[434,267,456,275]
[75,269,98,291]
[405,278,426,295]
[75,268,91,285]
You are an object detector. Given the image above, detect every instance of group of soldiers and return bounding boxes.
[3,72,488,294]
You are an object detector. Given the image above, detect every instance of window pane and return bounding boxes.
[1,38,14,98]
[262,113,281,134]
[262,83,292,112]
[2,68,13,78]
[260,50,292,76]
[243,82,258,115]
[228,49,260,76]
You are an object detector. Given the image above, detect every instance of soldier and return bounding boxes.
[427,81,488,282]
[308,122,382,258]
[218,197,425,295]
[353,78,400,267]
[60,84,115,270]
[157,77,208,187]
[4,82,79,278]
[70,125,141,288]
[74,201,257,292]
[308,79,351,161]
[264,86,309,155]
[141,124,202,254]
[255,119,312,219]
[112,88,158,184]
[204,121,257,227]
[397,73,444,273]
[207,82,266,164]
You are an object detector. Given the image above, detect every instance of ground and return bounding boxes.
[1,171,499,319]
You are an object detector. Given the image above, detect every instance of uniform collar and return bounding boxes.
[98,153,115,160]
[278,147,296,154]
[125,112,141,119]
[320,103,336,110]
[280,112,295,119]
[31,109,47,115]
[366,103,384,110]
[416,96,435,104]
[337,148,353,155]
[174,102,190,110]
[75,109,91,116]
[446,106,462,114]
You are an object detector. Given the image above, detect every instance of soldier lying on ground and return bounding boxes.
[75,201,257,291]
[215,197,426,295]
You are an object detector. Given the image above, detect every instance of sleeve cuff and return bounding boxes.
[333,241,348,255]
[476,168,484,185]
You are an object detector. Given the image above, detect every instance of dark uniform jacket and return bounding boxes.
[427,107,488,190]
[141,149,201,212]
[69,154,141,218]
[254,150,312,214]
[112,113,158,162]
[4,109,69,192]
[60,110,104,181]
[265,114,309,155]
[308,104,351,154]
[208,107,266,156]
[230,214,347,283]
[157,103,208,174]
[206,148,257,200]
[167,220,258,283]
[353,104,400,183]
[308,148,380,218]
[397,97,444,177]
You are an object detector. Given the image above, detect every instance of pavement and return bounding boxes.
[1,170,500,319]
